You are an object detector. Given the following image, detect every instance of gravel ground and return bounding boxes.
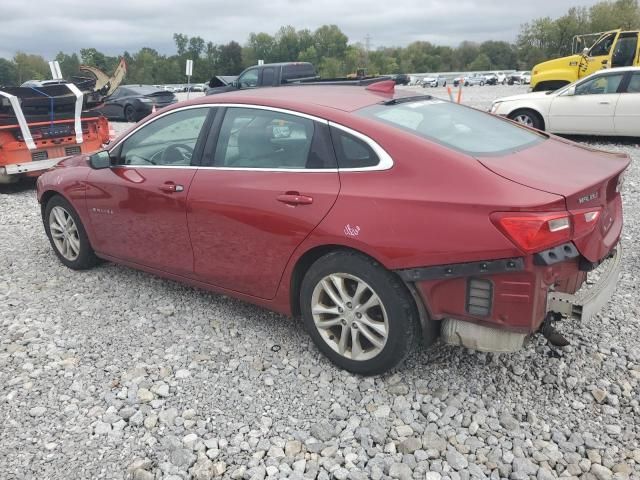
[1,85,639,480]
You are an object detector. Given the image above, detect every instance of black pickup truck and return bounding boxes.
[205,62,392,95]
[205,62,318,95]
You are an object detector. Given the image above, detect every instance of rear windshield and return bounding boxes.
[357,99,543,156]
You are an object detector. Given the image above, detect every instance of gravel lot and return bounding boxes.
[1,85,639,480]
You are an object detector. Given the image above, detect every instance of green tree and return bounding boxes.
[0,58,18,86]
[468,53,492,71]
[478,41,517,69]
[313,25,348,60]
[55,51,80,78]
[173,33,189,56]
[13,52,49,83]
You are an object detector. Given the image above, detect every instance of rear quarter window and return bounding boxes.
[329,127,379,169]
[282,63,316,82]
[357,99,543,156]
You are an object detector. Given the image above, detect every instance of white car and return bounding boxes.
[421,76,444,87]
[495,72,507,84]
[520,71,531,84]
[490,67,640,136]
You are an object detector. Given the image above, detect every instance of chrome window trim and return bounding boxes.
[108,103,394,173]
[328,121,394,171]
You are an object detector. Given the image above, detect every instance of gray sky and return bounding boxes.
[0,0,602,59]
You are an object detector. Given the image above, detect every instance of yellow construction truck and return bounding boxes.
[530,29,640,91]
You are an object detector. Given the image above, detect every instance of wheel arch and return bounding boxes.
[39,189,64,219]
[288,244,437,343]
[507,107,546,131]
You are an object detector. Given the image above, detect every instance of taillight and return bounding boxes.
[491,209,601,254]
[491,212,572,254]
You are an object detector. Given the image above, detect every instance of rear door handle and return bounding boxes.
[159,182,184,193]
[277,192,313,205]
[599,101,610,104]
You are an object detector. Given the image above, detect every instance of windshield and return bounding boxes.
[357,99,543,156]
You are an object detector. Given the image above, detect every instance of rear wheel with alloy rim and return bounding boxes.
[300,251,418,375]
[44,195,98,270]
[508,109,544,130]
[124,105,136,122]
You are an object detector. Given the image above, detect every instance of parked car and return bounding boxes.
[421,76,445,87]
[391,74,410,85]
[507,71,531,85]
[36,82,627,374]
[495,72,508,84]
[464,73,487,87]
[490,67,640,135]
[483,74,499,85]
[95,85,177,122]
[454,74,486,86]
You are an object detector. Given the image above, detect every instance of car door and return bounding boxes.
[548,72,624,134]
[101,87,126,119]
[581,31,619,78]
[614,71,640,136]
[187,106,340,299]
[85,106,213,275]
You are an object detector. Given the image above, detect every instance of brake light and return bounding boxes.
[573,208,601,238]
[491,209,601,254]
[491,212,572,254]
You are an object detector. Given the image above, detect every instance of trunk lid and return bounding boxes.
[478,137,629,262]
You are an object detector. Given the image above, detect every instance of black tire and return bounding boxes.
[300,250,418,375]
[480,81,485,86]
[443,81,446,87]
[43,195,98,270]
[124,105,136,122]
[508,109,544,130]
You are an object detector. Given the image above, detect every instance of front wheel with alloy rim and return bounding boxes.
[300,251,418,375]
[124,105,137,122]
[508,109,544,130]
[44,195,98,270]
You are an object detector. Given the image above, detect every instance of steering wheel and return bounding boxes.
[159,143,194,165]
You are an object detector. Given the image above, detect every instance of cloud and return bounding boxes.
[0,0,600,59]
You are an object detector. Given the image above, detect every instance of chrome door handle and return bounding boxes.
[599,101,610,104]
[159,182,184,193]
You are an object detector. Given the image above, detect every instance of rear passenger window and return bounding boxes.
[330,127,379,169]
[627,73,640,93]
[214,107,335,169]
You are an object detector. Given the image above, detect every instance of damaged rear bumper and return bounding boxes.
[546,245,621,321]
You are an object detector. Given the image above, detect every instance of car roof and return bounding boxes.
[187,84,415,115]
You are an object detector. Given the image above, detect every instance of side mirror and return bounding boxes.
[582,47,590,57]
[565,86,576,96]
[232,80,240,89]
[89,150,112,169]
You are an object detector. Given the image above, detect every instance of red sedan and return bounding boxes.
[36,82,628,374]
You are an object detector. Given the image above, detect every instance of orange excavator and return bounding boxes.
[0,59,126,184]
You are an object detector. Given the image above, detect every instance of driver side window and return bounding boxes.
[589,33,617,57]
[239,69,259,88]
[119,108,208,166]
[575,74,624,95]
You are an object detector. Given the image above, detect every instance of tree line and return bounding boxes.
[0,0,637,87]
